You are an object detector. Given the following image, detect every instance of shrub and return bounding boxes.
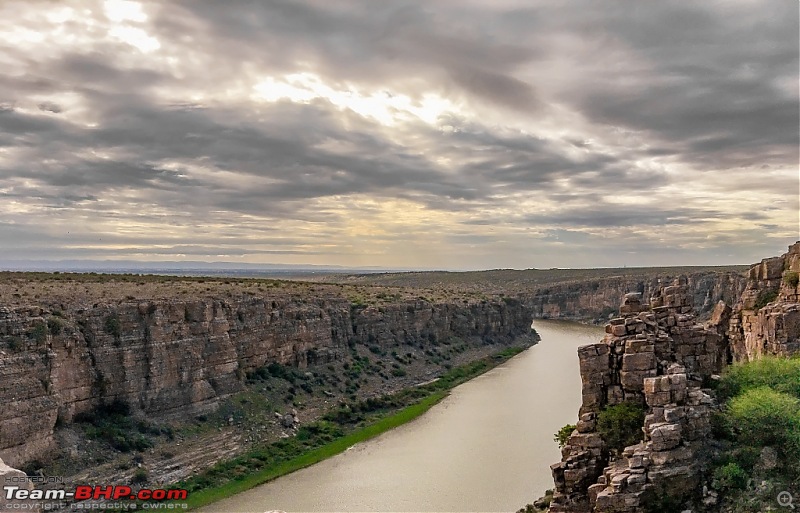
[754,289,778,310]
[247,362,302,384]
[132,468,148,484]
[716,356,800,401]
[104,315,121,338]
[785,271,800,288]
[597,401,646,455]
[6,336,24,352]
[47,317,65,336]
[29,322,48,343]
[712,462,749,492]
[554,424,576,448]
[726,387,800,454]
[76,400,158,453]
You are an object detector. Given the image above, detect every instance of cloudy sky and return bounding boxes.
[1,1,798,270]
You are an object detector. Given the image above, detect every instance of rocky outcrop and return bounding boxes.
[728,242,800,361]
[549,283,728,512]
[526,271,745,322]
[0,296,532,467]
[0,458,35,510]
[547,241,800,512]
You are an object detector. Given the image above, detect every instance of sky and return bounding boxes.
[1,0,798,270]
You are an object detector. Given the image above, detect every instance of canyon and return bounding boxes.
[0,283,531,470]
[0,251,789,511]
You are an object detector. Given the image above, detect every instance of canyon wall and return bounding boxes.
[0,296,531,467]
[547,242,800,512]
[524,270,745,322]
[727,241,800,361]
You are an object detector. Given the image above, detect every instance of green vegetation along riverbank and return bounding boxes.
[178,346,527,510]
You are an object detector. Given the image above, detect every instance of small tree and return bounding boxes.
[554,424,576,448]
[597,401,646,455]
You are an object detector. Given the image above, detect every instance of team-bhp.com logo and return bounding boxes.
[3,484,188,510]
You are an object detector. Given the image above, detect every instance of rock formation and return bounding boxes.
[727,241,800,361]
[547,241,800,512]
[527,271,745,323]
[549,282,730,512]
[0,296,531,467]
[0,457,35,509]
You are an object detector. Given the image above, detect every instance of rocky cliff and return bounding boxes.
[727,241,800,361]
[525,270,745,323]
[323,266,749,323]
[548,284,727,512]
[547,242,800,512]
[0,290,532,468]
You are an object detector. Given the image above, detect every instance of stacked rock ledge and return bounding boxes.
[549,281,726,512]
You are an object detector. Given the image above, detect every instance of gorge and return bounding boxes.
[0,247,794,512]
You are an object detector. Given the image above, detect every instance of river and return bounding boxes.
[199,320,604,513]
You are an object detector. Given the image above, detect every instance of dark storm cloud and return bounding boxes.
[37,101,62,113]
[552,1,800,170]
[3,86,620,217]
[0,0,796,267]
[162,0,541,110]
[165,0,797,170]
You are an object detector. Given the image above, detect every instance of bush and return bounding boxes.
[726,387,800,453]
[785,271,800,288]
[597,401,646,455]
[712,462,749,492]
[554,424,576,448]
[47,317,65,336]
[29,322,48,343]
[76,400,159,453]
[132,468,148,484]
[6,336,24,352]
[104,315,121,338]
[754,289,778,310]
[716,356,800,401]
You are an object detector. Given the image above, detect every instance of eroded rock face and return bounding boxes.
[728,242,800,361]
[549,281,727,513]
[0,296,532,466]
[548,242,800,513]
[527,271,745,322]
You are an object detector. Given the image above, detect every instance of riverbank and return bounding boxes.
[180,346,529,510]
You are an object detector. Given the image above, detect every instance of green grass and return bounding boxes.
[182,392,446,509]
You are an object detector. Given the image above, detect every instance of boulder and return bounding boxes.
[649,423,682,452]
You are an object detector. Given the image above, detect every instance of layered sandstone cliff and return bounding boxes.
[0,291,531,467]
[321,267,748,323]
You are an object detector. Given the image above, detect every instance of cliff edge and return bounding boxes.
[547,241,800,513]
